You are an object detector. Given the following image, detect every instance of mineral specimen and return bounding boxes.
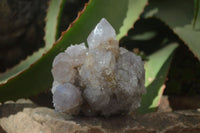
[51,18,146,116]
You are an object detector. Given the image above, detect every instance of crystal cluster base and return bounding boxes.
[51,18,145,116]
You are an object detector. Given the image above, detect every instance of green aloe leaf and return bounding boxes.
[45,0,67,48]
[143,0,200,60]
[138,43,178,113]
[0,0,147,102]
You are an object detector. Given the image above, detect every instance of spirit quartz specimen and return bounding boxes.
[51,18,146,116]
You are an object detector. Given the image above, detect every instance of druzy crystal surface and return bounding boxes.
[51,18,146,116]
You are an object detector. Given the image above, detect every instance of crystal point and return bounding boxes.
[87,18,116,49]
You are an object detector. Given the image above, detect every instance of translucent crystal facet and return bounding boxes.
[53,83,82,114]
[87,18,116,49]
[51,18,146,116]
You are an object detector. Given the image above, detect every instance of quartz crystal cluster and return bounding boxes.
[51,18,146,116]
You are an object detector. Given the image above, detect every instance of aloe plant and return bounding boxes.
[0,0,199,113]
